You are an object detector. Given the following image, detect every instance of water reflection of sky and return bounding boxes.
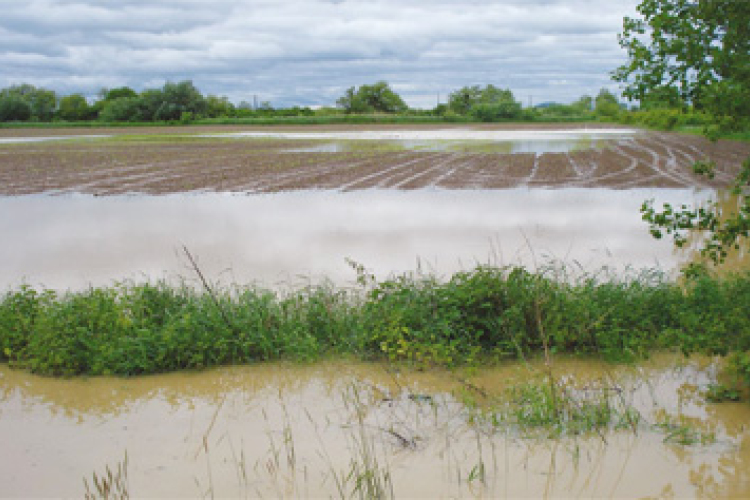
[204,128,639,154]
[0,135,110,144]
[0,188,714,291]
[285,137,618,153]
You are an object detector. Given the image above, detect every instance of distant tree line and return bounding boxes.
[0,80,317,124]
[0,79,714,127]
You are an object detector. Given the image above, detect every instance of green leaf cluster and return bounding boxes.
[616,0,750,269]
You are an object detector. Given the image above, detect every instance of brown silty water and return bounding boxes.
[1,354,749,497]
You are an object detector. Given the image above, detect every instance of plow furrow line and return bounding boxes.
[339,154,435,190]
[572,145,639,186]
[524,154,542,186]
[389,154,462,188]
[565,153,584,177]
[630,140,707,187]
[429,157,481,187]
[240,155,380,191]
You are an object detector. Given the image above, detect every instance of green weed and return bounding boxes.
[495,376,639,438]
[653,412,716,446]
[2,265,750,381]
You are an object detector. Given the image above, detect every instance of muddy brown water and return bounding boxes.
[1,354,749,497]
[0,188,723,291]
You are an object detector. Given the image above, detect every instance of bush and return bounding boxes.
[2,267,750,377]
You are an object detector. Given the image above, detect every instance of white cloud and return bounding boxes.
[0,0,640,108]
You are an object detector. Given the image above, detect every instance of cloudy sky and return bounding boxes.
[1,0,641,108]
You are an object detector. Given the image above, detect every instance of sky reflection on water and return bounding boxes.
[0,188,711,291]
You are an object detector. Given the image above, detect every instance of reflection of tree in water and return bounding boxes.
[664,189,750,496]
[677,190,750,274]
[689,395,750,498]
[685,431,750,498]
[0,363,343,419]
[637,362,750,499]
[0,362,457,419]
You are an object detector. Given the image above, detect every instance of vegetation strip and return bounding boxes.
[1,265,749,389]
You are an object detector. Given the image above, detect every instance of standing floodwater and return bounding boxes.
[1,354,749,497]
[1,125,749,498]
[0,188,715,290]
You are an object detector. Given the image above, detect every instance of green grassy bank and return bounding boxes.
[2,265,749,385]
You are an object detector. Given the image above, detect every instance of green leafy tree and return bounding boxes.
[138,88,166,121]
[205,94,235,118]
[615,0,749,132]
[57,94,92,121]
[336,87,363,113]
[95,81,208,122]
[91,87,138,118]
[614,0,750,266]
[1,84,56,121]
[0,95,32,121]
[448,85,521,120]
[336,81,407,113]
[103,87,138,101]
[571,95,593,114]
[594,88,621,118]
[447,85,483,114]
[153,81,207,121]
[98,96,145,122]
[638,86,684,111]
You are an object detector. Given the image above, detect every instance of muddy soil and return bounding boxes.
[1,125,747,194]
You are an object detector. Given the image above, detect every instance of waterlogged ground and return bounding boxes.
[3,123,745,288]
[1,354,749,498]
[1,125,748,194]
[2,124,749,497]
[0,188,723,290]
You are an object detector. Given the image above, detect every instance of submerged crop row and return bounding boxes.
[1,265,750,383]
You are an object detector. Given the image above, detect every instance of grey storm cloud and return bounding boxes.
[0,0,640,108]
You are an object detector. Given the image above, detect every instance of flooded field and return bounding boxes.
[1,354,749,497]
[200,128,634,154]
[1,125,748,194]
[0,188,717,290]
[1,124,749,497]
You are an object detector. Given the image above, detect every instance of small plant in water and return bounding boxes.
[653,411,716,446]
[705,383,741,403]
[83,452,129,500]
[341,384,395,500]
[497,375,639,439]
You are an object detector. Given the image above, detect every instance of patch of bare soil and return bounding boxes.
[0,128,747,195]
